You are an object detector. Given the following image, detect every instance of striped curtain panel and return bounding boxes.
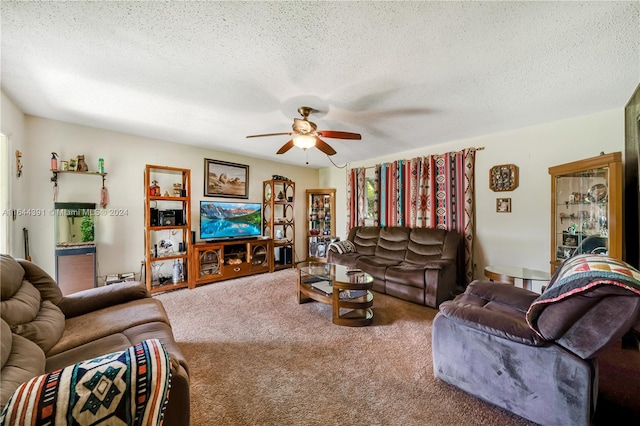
[373,165,381,226]
[378,148,477,284]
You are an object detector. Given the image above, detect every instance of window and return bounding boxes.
[0,133,9,253]
[364,168,376,224]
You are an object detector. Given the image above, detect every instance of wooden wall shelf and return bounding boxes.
[51,169,107,186]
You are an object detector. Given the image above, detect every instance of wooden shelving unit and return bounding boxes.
[144,165,191,293]
[262,179,295,270]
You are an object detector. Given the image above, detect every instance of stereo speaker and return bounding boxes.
[150,208,159,226]
[173,209,184,226]
[279,247,293,265]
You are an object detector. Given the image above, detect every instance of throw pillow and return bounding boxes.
[328,242,344,254]
[340,240,357,253]
[328,240,357,254]
[0,339,171,426]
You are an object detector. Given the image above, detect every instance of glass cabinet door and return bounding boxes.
[549,152,622,273]
[306,189,336,261]
[554,167,609,262]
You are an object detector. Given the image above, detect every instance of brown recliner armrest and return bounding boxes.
[57,281,150,318]
[438,281,543,346]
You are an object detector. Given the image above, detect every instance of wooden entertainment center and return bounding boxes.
[144,164,276,292]
[191,238,272,286]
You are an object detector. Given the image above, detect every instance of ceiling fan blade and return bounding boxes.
[246,132,291,138]
[317,130,361,140]
[315,138,337,156]
[276,139,295,154]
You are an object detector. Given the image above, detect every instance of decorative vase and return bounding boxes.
[151,263,162,286]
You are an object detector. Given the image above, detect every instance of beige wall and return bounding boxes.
[4,87,626,291]
[1,92,27,257]
[320,109,625,291]
[18,115,318,279]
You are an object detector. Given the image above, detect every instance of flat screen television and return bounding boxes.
[199,201,262,241]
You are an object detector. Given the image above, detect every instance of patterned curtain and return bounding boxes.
[377,148,477,284]
[373,165,381,226]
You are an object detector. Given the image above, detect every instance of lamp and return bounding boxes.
[293,134,316,150]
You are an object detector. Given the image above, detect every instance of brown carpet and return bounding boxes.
[156,270,638,425]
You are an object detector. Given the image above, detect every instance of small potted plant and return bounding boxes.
[80,216,94,242]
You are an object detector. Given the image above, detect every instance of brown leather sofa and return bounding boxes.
[432,254,640,425]
[0,254,189,425]
[327,226,461,308]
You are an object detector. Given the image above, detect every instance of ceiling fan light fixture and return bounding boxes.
[293,134,316,149]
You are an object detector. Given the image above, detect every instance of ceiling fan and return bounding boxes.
[246,106,361,156]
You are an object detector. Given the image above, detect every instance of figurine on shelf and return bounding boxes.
[173,183,182,197]
[277,191,285,200]
[150,180,160,196]
[76,155,89,172]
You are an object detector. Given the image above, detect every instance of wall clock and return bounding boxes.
[489,164,518,192]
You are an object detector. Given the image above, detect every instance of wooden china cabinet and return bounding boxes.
[548,152,622,273]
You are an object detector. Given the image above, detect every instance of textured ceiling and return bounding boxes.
[1,1,639,168]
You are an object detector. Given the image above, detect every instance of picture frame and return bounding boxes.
[496,197,511,213]
[489,164,518,192]
[204,159,249,198]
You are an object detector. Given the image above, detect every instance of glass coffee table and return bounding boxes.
[484,265,551,291]
[297,261,374,326]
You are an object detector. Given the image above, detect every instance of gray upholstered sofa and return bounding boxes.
[432,254,640,425]
[327,226,461,308]
[0,254,190,425]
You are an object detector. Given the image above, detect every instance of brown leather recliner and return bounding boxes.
[0,254,190,425]
[432,254,640,425]
[328,226,462,308]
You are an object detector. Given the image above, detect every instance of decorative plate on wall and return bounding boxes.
[489,164,518,192]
